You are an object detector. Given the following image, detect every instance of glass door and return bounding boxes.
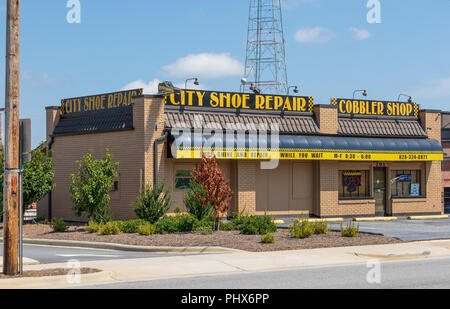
[373,167,386,216]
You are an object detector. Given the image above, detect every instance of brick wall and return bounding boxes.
[313,105,338,135]
[237,160,257,214]
[43,96,166,222]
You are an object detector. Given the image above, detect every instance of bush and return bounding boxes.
[86,219,102,233]
[184,181,214,221]
[120,219,148,234]
[236,215,277,235]
[137,223,156,236]
[99,222,121,235]
[219,222,237,231]
[155,214,202,234]
[312,220,329,235]
[70,150,118,223]
[50,219,68,232]
[193,226,214,235]
[134,184,171,224]
[289,218,314,239]
[261,233,275,244]
[155,216,180,234]
[341,222,360,237]
[193,216,215,231]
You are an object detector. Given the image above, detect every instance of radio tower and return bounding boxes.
[243,0,289,95]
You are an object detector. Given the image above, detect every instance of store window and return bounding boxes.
[175,170,193,190]
[338,171,370,198]
[390,170,422,197]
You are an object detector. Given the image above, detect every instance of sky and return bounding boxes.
[0,0,450,147]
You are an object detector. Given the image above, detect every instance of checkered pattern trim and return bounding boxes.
[331,98,338,106]
[414,103,419,118]
[308,97,314,112]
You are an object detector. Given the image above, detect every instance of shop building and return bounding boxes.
[39,90,444,221]
[442,111,450,214]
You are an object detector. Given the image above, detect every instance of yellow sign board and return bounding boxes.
[331,98,419,117]
[175,148,443,162]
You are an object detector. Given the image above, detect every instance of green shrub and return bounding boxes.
[176,214,198,232]
[99,221,121,235]
[137,223,156,236]
[289,218,314,239]
[174,206,181,214]
[193,216,215,231]
[86,219,102,233]
[312,220,329,235]
[193,226,213,235]
[134,184,171,224]
[219,222,237,231]
[341,222,360,237]
[184,182,214,221]
[155,214,202,234]
[120,219,148,234]
[237,215,277,235]
[155,216,179,234]
[50,219,68,232]
[261,233,275,244]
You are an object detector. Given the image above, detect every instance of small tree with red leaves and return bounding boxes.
[191,154,234,230]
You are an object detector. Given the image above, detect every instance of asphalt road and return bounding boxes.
[279,217,450,241]
[0,244,200,264]
[74,256,450,289]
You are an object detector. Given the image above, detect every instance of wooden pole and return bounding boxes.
[3,0,20,276]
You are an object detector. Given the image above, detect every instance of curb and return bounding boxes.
[353,217,398,222]
[407,215,449,220]
[308,218,344,223]
[20,238,243,254]
[0,270,113,289]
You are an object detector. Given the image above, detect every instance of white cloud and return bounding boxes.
[282,0,318,10]
[22,71,63,87]
[161,53,244,79]
[121,78,162,94]
[414,77,450,100]
[294,27,335,43]
[349,27,371,40]
[121,78,204,94]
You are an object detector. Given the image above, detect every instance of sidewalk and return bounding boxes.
[3,239,450,288]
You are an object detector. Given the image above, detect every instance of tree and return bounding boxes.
[134,184,171,224]
[191,154,234,229]
[70,150,119,223]
[0,143,55,221]
[23,143,55,209]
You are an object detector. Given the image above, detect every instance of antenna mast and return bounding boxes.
[243,0,289,95]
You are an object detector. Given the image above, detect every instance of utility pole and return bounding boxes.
[3,0,20,276]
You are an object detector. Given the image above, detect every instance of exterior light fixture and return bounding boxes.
[398,94,413,103]
[185,78,199,89]
[353,89,367,99]
[288,86,299,95]
[240,78,248,92]
[249,83,261,95]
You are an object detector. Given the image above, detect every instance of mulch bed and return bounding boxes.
[0,268,101,279]
[3,223,403,252]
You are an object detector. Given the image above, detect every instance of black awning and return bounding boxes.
[169,133,443,162]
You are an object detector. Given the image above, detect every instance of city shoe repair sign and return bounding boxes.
[331,98,419,117]
[61,89,143,115]
[164,90,314,112]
